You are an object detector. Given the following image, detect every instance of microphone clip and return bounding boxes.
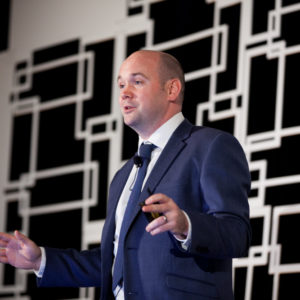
[134,155,143,168]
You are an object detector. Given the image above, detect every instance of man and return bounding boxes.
[0,50,251,299]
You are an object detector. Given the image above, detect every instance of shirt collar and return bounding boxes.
[138,112,184,151]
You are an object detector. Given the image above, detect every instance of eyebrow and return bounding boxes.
[117,72,149,82]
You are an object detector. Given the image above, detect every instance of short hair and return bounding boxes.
[158,52,185,103]
[127,50,185,102]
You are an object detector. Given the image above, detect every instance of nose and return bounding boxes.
[120,84,133,101]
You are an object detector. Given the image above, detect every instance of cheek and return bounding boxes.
[138,88,164,113]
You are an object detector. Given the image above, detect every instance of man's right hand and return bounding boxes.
[0,230,41,271]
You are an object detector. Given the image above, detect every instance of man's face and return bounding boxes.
[117,52,169,139]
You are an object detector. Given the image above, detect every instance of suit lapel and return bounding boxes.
[101,158,135,248]
[109,159,135,215]
[144,120,193,194]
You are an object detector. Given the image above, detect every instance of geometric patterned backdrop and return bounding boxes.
[1,0,300,299]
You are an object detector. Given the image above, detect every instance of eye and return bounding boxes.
[134,79,145,86]
[118,83,125,89]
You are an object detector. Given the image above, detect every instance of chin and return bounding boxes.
[124,118,136,129]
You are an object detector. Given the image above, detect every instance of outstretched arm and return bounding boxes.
[0,230,41,271]
[1,231,102,287]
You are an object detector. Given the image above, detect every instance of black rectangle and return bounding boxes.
[0,0,10,52]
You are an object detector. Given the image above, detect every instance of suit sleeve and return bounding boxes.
[186,132,251,259]
[37,247,101,287]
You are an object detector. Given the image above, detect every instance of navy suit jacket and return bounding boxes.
[38,120,251,300]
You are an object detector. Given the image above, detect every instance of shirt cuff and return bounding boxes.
[174,210,192,251]
[33,247,46,278]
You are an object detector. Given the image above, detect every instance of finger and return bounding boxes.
[146,215,169,234]
[143,194,174,213]
[148,222,170,236]
[145,193,169,205]
[142,202,168,214]
[0,240,8,248]
[0,248,7,254]
[0,249,8,263]
[0,248,7,255]
[0,232,15,243]
[15,230,26,241]
[0,256,9,264]
[14,231,31,246]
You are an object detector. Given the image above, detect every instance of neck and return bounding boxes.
[136,109,182,140]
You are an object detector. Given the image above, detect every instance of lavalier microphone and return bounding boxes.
[134,155,143,167]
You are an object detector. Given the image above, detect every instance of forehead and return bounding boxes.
[118,52,160,79]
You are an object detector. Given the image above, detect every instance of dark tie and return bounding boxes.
[112,143,156,290]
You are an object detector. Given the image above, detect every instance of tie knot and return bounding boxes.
[139,143,156,161]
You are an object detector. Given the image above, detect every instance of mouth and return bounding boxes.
[123,105,135,113]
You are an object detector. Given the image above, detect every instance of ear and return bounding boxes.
[166,78,182,102]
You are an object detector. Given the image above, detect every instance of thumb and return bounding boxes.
[14,230,29,244]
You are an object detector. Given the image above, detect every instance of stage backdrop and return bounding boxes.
[1,0,300,299]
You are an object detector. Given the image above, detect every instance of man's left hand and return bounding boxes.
[142,193,189,239]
